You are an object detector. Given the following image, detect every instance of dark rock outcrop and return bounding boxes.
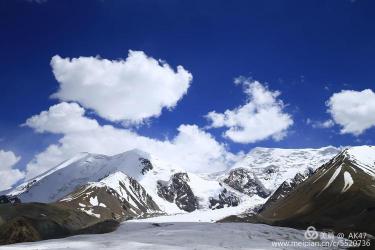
[157,173,198,212]
[209,187,240,210]
[139,157,153,175]
[224,168,270,198]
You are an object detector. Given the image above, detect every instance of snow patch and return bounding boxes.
[89,196,99,206]
[79,208,101,218]
[341,171,354,193]
[320,165,342,194]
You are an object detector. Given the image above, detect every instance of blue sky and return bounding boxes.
[1,0,375,186]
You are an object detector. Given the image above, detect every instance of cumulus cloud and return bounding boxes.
[24,102,238,179]
[326,89,375,135]
[205,77,293,143]
[51,50,192,124]
[0,150,24,191]
[25,102,99,134]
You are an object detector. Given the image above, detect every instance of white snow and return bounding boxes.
[133,196,265,223]
[186,173,224,209]
[0,222,340,250]
[89,196,99,206]
[79,208,100,218]
[2,150,182,214]
[88,196,107,207]
[5,152,89,196]
[346,146,375,166]
[230,146,341,193]
[341,171,354,193]
[320,165,342,194]
[59,185,94,202]
[345,146,375,176]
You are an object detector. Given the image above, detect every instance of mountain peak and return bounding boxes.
[345,145,375,166]
[230,146,341,192]
[5,149,155,203]
[113,148,150,159]
[339,146,375,177]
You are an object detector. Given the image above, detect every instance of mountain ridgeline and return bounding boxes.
[3,145,375,245]
[222,146,375,238]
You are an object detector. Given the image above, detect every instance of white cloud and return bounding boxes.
[205,77,293,144]
[24,102,99,134]
[0,150,24,191]
[306,118,334,129]
[25,102,238,179]
[50,50,192,124]
[326,89,375,135]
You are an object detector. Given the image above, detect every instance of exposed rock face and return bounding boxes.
[224,168,270,198]
[157,173,198,212]
[139,157,153,175]
[209,187,240,210]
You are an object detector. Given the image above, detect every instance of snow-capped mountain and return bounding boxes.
[58,171,161,221]
[1,146,349,224]
[5,145,375,246]
[254,145,375,236]
[2,148,242,215]
[259,167,315,211]
[2,149,180,213]
[5,150,153,202]
[224,146,341,197]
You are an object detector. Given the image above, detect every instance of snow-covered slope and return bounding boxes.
[59,171,161,220]
[3,150,182,212]
[344,145,375,176]
[226,146,341,195]
[6,150,152,201]
[3,149,243,214]
[99,171,158,212]
[1,222,342,250]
